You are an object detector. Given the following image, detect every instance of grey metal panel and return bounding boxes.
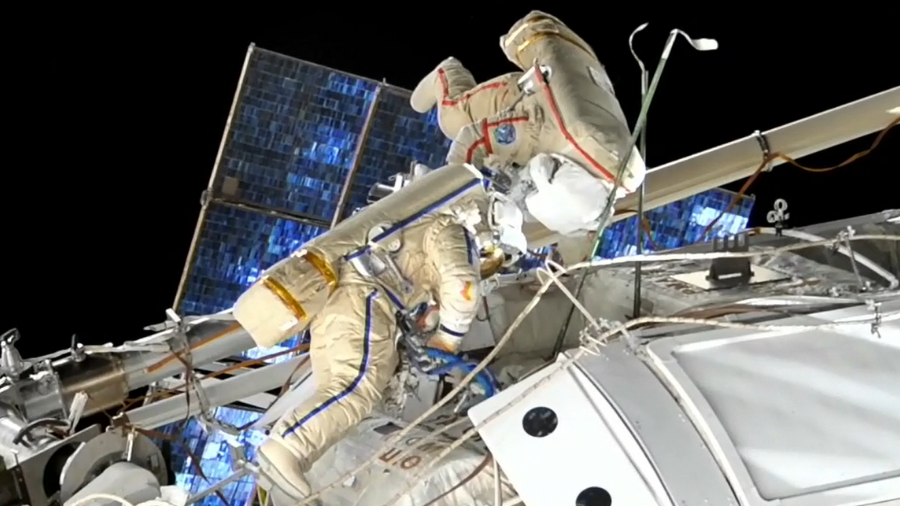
[127,356,307,429]
[572,345,739,506]
[643,297,900,506]
[468,355,674,505]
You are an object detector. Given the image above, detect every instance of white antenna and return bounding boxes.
[766,199,790,225]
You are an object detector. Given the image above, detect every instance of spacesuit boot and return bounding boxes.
[410,57,523,139]
[256,438,312,501]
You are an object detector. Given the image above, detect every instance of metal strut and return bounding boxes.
[630,22,649,319]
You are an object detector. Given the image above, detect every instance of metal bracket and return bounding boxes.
[867,299,883,338]
[753,130,774,172]
[672,235,791,291]
[70,334,86,363]
[0,329,28,379]
[707,233,754,288]
[517,64,552,95]
[199,188,213,207]
[835,226,870,292]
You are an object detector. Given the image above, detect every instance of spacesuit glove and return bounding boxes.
[426,326,466,354]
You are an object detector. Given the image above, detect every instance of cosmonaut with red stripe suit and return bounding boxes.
[411,10,647,256]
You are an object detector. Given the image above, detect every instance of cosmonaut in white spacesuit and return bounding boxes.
[411,10,647,261]
[232,165,520,502]
[410,10,645,226]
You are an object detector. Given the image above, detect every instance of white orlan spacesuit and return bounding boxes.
[411,10,647,249]
[233,165,500,501]
[258,223,478,500]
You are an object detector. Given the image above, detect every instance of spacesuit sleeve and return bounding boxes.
[426,222,481,354]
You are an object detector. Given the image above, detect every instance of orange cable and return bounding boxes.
[697,116,898,241]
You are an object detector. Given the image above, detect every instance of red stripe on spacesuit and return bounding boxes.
[532,66,631,193]
[464,117,529,163]
[437,68,507,107]
[481,119,493,156]
[465,138,486,163]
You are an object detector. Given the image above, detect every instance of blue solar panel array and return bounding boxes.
[598,189,755,258]
[166,45,755,506]
[178,204,325,317]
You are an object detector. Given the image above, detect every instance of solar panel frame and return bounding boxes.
[173,46,448,316]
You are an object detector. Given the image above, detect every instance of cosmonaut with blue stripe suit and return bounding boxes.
[262,217,479,500]
[232,165,499,502]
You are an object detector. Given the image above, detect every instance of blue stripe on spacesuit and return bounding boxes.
[345,179,482,261]
[380,285,406,311]
[439,324,466,338]
[463,230,475,265]
[478,168,493,190]
[281,291,376,437]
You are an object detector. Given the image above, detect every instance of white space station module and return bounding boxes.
[2,10,899,506]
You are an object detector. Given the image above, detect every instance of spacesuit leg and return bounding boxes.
[257,285,399,498]
[410,57,522,139]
